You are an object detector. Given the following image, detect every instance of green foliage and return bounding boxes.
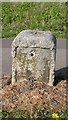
[2,109,68,119]
[2,109,30,119]
[2,2,67,38]
[0,109,2,118]
[58,109,68,118]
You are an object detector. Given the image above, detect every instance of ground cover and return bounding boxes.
[0,75,68,119]
[1,2,68,38]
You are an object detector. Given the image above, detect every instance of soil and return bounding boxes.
[0,75,68,114]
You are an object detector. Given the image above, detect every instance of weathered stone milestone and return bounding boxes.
[12,30,56,86]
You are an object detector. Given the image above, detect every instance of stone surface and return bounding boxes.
[12,30,56,86]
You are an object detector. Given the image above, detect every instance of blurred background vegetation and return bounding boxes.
[1,2,68,38]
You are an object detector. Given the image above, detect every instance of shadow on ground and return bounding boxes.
[54,67,68,86]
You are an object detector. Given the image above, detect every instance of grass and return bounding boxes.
[1,2,68,38]
[2,109,68,119]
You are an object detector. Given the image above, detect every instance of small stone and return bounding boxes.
[40,89,44,95]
